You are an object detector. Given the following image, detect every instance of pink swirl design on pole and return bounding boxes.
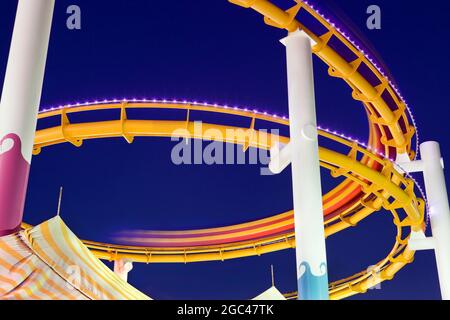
[0,133,30,236]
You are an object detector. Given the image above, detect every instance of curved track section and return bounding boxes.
[24,0,424,300]
[230,0,417,157]
[27,101,425,300]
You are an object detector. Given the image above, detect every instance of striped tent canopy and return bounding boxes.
[0,216,150,300]
[252,286,286,300]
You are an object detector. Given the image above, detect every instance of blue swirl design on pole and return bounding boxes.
[298,261,329,300]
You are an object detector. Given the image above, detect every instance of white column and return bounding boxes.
[114,259,133,282]
[421,141,450,300]
[281,30,329,300]
[0,0,54,236]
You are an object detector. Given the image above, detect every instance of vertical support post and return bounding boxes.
[0,0,55,236]
[281,30,329,300]
[421,141,450,300]
[114,259,133,282]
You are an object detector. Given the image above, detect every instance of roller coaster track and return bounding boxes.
[22,0,425,300]
[25,100,424,300]
[231,0,418,153]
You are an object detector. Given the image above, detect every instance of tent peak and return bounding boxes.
[56,186,63,217]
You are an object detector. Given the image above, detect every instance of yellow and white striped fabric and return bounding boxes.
[252,286,286,300]
[0,216,150,300]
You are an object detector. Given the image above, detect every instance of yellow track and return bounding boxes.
[27,102,424,300]
[24,0,423,300]
[230,0,416,155]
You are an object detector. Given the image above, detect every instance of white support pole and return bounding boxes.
[281,30,329,300]
[0,0,54,236]
[114,259,133,282]
[420,141,450,300]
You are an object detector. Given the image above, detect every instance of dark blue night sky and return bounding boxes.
[0,0,449,300]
